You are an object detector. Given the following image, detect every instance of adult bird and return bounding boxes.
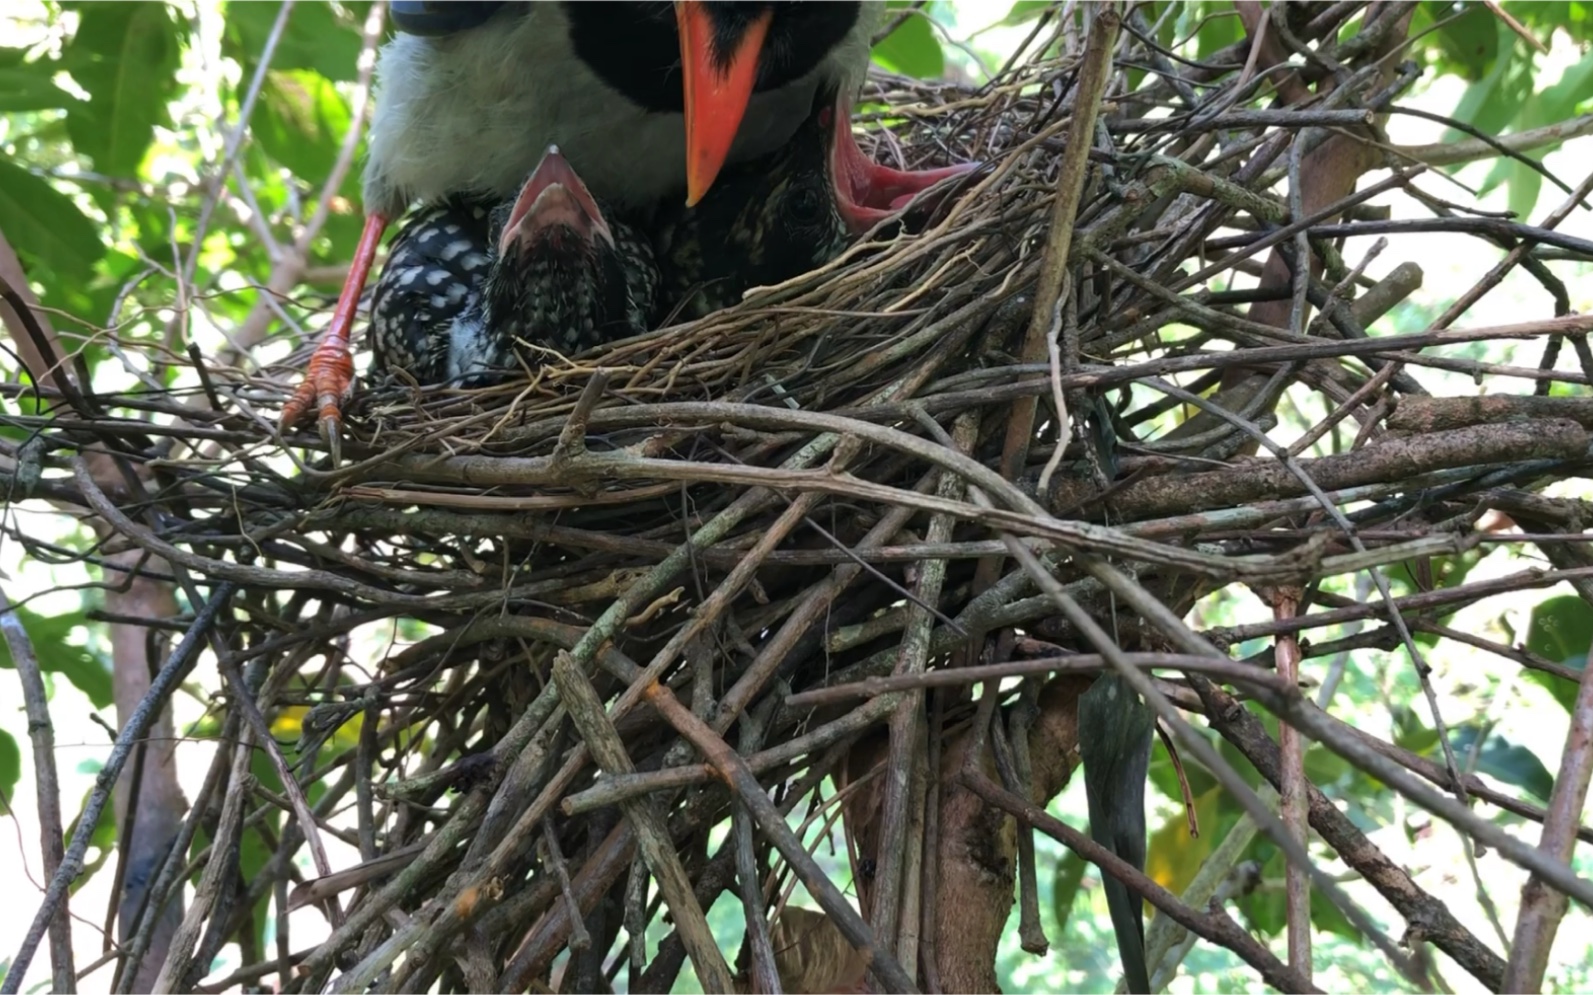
[1078,673,1156,994]
[370,147,658,389]
[281,2,977,452]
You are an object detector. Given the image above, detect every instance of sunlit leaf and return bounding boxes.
[253,69,355,185]
[0,63,79,112]
[62,2,185,177]
[872,11,945,79]
[223,1,363,84]
[0,160,106,278]
[1002,1,1051,26]
[0,603,113,709]
[1145,787,1223,903]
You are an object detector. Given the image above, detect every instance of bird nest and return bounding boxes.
[17,4,1593,993]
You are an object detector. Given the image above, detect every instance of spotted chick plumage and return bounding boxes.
[371,150,658,388]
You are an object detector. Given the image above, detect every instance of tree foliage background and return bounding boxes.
[1,1,1593,992]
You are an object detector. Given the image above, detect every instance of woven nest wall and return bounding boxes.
[15,3,1593,993]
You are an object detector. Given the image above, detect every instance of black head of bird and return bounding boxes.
[371,146,658,388]
[651,87,852,321]
[564,2,868,206]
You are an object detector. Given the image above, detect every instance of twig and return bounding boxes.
[1191,676,1507,989]
[4,582,236,995]
[641,679,920,994]
[960,771,1321,994]
[0,588,74,993]
[541,817,591,952]
[549,650,734,992]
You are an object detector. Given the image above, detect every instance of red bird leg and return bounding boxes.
[280,211,388,463]
[827,100,979,233]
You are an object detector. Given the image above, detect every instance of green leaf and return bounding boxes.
[63,2,185,177]
[1442,22,1532,157]
[871,12,944,79]
[1504,159,1543,220]
[1391,705,1440,755]
[1144,788,1222,899]
[253,69,354,185]
[0,159,106,278]
[1311,884,1362,943]
[0,63,79,112]
[1002,1,1051,26]
[1237,849,1286,936]
[0,604,113,709]
[1050,848,1088,936]
[0,728,19,804]
[1523,594,1592,712]
[1538,48,1593,120]
[1450,725,1555,804]
[223,1,363,84]
[1425,0,1501,80]
[65,781,119,891]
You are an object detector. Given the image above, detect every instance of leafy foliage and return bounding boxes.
[0,601,112,708]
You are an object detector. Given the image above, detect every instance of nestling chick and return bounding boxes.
[651,89,850,320]
[372,146,659,387]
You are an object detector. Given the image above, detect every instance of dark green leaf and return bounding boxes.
[0,63,79,112]
[63,2,185,177]
[1523,594,1592,711]
[1311,885,1362,943]
[1425,0,1500,80]
[871,12,944,79]
[1050,848,1088,935]
[1450,725,1555,804]
[0,159,105,278]
[1442,22,1532,155]
[0,727,19,803]
[223,1,363,84]
[0,603,113,709]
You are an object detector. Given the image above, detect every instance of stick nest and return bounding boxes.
[23,4,1593,992]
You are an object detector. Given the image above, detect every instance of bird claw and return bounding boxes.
[278,211,389,467]
[281,343,355,466]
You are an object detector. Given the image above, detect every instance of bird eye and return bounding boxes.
[787,186,824,225]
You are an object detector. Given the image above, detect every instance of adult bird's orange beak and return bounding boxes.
[676,1,773,207]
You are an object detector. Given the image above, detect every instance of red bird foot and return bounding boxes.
[279,211,389,464]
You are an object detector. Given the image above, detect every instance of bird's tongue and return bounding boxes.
[500,146,614,254]
[826,97,979,234]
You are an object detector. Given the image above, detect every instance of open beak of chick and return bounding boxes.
[499,145,616,256]
[824,93,979,234]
